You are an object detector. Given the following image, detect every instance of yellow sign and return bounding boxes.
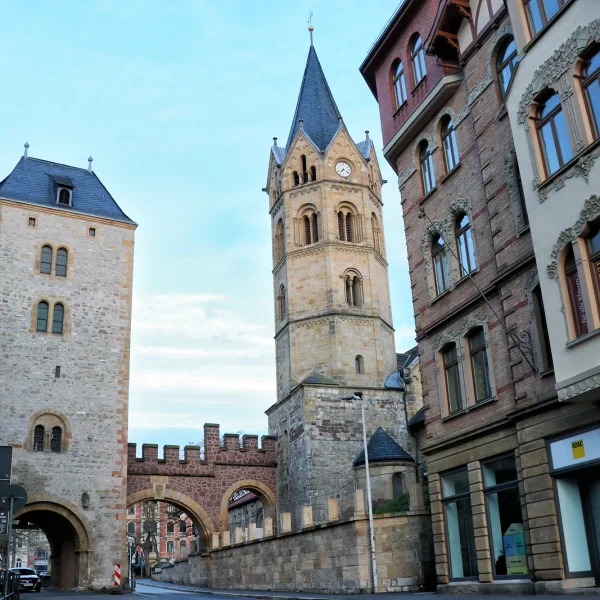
[572,439,585,459]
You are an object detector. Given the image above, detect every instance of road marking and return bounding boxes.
[133,593,157,597]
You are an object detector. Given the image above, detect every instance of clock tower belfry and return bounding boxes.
[265,41,412,517]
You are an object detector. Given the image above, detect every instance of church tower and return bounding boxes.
[265,40,412,519]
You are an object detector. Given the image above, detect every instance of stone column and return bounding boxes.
[468,461,493,583]
[429,472,449,584]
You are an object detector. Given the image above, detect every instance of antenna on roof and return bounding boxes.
[308,11,314,46]
[88,156,93,173]
[23,142,29,158]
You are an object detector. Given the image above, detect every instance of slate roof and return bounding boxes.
[354,427,414,466]
[271,145,286,166]
[407,407,425,432]
[286,45,342,152]
[302,372,338,386]
[0,156,134,224]
[356,139,373,160]
[397,346,418,370]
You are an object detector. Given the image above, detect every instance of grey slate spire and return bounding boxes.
[286,45,342,152]
[353,427,414,466]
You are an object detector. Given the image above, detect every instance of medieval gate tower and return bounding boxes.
[266,41,412,519]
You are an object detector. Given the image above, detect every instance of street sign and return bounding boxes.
[0,485,27,512]
[0,447,12,481]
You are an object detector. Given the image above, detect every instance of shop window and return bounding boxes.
[586,220,600,309]
[483,456,528,578]
[564,245,588,337]
[442,469,478,579]
[582,50,600,139]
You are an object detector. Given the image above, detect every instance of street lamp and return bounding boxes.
[344,391,378,593]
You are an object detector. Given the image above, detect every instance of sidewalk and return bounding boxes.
[137,579,437,600]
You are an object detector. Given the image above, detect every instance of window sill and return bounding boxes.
[439,163,461,184]
[517,224,530,238]
[430,287,451,305]
[392,101,408,118]
[441,396,497,422]
[496,105,508,121]
[454,268,479,288]
[522,0,575,54]
[539,368,555,378]
[566,326,600,349]
[418,186,437,205]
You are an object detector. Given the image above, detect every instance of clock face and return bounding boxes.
[336,162,352,177]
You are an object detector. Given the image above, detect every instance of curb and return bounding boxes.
[138,582,333,600]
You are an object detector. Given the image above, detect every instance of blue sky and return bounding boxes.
[0,1,414,449]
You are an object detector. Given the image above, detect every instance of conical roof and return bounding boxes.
[353,427,414,466]
[286,45,342,152]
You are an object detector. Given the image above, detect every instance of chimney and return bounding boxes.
[88,156,93,173]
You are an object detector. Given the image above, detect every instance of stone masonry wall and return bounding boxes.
[1,200,135,589]
[153,512,433,594]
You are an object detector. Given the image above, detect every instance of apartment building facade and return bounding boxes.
[361,0,571,593]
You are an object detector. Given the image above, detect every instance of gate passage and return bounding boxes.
[127,423,277,536]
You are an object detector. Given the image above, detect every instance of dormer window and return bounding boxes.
[58,188,72,206]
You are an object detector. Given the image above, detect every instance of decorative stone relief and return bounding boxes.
[547,194,600,278]
[468,23,514,106]
[433,312,487,350]
[518,20,600,123]
[398,166,416,188]
[289,185,320,198]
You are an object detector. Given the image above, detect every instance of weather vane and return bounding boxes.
[308,11,314,46]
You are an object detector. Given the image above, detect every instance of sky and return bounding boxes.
[0,1,415,449]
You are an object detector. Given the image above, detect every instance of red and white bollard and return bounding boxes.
[114,564,121,588]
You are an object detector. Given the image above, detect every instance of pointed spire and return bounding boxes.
[286,45,343,152]
[23,142,29,158]
[88,156,93,172]
[308,11,314,46]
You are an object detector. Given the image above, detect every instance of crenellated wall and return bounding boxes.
[126,423,277,535]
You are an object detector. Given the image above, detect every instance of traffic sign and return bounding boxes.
[0,447,12,481]
[0,485,27,512]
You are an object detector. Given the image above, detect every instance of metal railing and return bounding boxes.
[0,570,20,600]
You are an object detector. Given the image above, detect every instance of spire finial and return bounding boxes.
[273,137,278,147]
[23,141,29,158]
[365,130,370,140]
[308,11,314,46]
[88,156,93,172]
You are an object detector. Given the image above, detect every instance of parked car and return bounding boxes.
[10,568,42,592]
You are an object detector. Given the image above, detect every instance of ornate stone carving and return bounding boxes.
[289,185,320,198]
[454,106,471,127]
[469,23,514,106]
[547,194,600,278]
[518,20,600,123]
[448,198,470,220]
[433,312,487,349]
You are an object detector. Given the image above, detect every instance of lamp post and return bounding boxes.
[346,391,378,593]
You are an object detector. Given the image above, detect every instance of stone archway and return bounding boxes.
[126,488,216,540]
[15,494,93,590]
[220,479,277,532]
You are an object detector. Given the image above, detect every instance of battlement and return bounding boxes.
[127,423,277,475]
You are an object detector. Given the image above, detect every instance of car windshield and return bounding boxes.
[12,569,36,575]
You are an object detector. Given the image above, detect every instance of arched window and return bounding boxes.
[33,425,45,451]
[419,141,435,195]
[565,245,588,337]
[52,303,65,335]
[456,215,476,277]
[531,284,553,373]
[410,35,427,86]
[338,212,345,241]
[524,0,568,37]
[167,522,174,534]
[278,285,286,321]
[275,219,284,263]
[304,215,312,245]
[355,355,364,374]
[180,540,187,549]
[441,116,459,172]
[179,520,187,534]
[371,213,381,254]
[15,559,21,568]
[392,473,404,498]
[310,165,317,181]
[293,171,300,186]
[58,188,71,206]
[40,245,53,275]
[36,301,49,332]
[345,213,353,242]
[467,327,492,403]
[586,220,600,309]
[536,92,573,176]
[392,60,407,109]
[442,343,463,414]
[167,541,174,553]
[127,522,136,535]
[301,155,308,183]
[50,426,62,452]
[345,272,363,307]
[497,37,518,98]
[582,50,600,139]
[55,248,68,277]
[312,213,319,243]
[432,235,450,295]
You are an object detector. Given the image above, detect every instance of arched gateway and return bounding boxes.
[127,424,277,536]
